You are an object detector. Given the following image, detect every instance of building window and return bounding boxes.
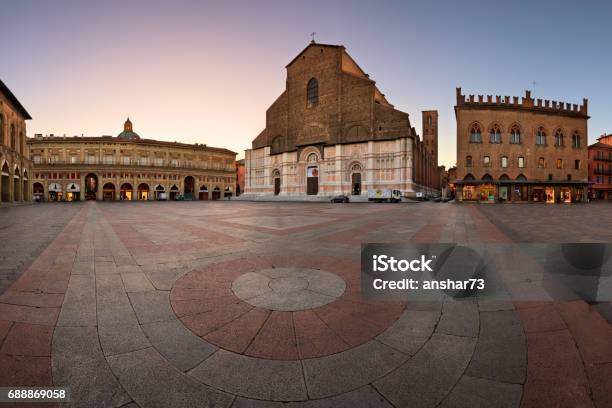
[70,155,77,164]
[51,154,59,164]
[536,127,546,145]
[554,129,564,147]
[538,157,545,168]
[501,156,508,168]
[483,155,490,166]
[548,174,553,180]
[469,124,482,143]
[556,158,563,169]
[466,155,473,167]
[518,156,525,168]
[10,124,16,150]
[572,132,581,148]
[575,159,580,170]
[567,174,572,181]
[122,156,130,165]
[489,125,501,143]
[307,78,319,107]
[509,125,521,144]
[33,155,41,164]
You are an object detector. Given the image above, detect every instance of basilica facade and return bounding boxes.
[243,42,440,199]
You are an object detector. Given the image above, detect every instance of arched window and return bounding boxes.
[307,78,318,107]
[466,155,473,167]
[469,124,482,143]
[307,152,318,163]
[427,116,432,126]
[510,125,521,144]
[501,156,508,168]
[554,129,564,147]
[536,127,546,145]
[572,131,581,148]
[489,125,501,143]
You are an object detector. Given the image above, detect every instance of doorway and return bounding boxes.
[199,186,208,200]
[307,166,318,195]
[351,173,361,195]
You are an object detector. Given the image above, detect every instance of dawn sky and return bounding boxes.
[2,0,611,167]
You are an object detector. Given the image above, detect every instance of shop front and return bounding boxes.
[48,182,62,202]
[66,182,80,201]
[480,184,496,203]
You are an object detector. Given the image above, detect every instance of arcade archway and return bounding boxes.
[120,183,133,200]
[103,183,116,201]
[184,176,195,200]
[85,173,98,200]
[138,183,150,200]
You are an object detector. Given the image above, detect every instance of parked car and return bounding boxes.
[331,194,350,203]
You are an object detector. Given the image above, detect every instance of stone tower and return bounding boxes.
[422,110,438,166]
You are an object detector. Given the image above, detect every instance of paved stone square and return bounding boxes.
[0,201,611,408]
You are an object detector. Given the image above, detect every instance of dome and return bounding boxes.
[117,117,140,140]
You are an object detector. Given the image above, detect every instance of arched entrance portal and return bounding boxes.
[184,176,195,200]
[212,186,221,200]
[1,162,10,202]
[272,169,281,196]
[85,173,98,200]
[138,183,149,200]
[154,185,166,200]
[224,186,232,199]
[350,163,362,195]
[103,183,116,201]
[33,182,44,201]
[199,185,208,201]
[120,183,133,200]
[170,185,179,200]
[306,153,319,195]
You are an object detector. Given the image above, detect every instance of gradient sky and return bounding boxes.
[2,0,611,167]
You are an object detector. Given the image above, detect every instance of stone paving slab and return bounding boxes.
[374,334,476,408]
[128,290,176,323]
[141,319,218,372]
[439,375,522,408]
[466,310,526,384]
[107,347,233,408]
[189,349,307,401]
[232,385,394,407]
[57,275,96,327]
[302,340,409,399]
[376,309,440,355]
[52,326,131,407]
[436,300,479,338]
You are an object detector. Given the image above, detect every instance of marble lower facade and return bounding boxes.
[244,139,439,199]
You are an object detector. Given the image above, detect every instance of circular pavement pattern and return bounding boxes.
[232,267,346,311]
[171,255,406,360]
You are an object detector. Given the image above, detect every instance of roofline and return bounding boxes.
[0,79,32,120]
[285,42,343,68]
